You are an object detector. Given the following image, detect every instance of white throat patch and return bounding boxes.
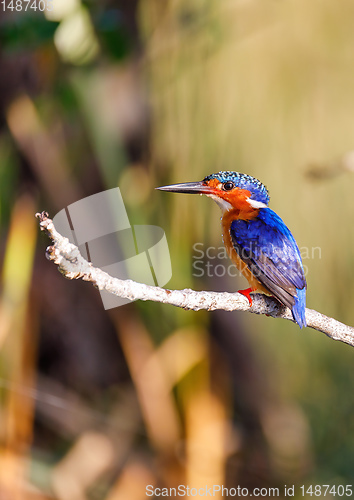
[206,194,267,213]
[206,194,233,213]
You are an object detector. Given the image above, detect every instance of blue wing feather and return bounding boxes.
[230,208,307,328]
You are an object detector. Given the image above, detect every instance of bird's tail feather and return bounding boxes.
[292,287,307,328]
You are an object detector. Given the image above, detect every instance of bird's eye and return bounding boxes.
[223,181,234,191]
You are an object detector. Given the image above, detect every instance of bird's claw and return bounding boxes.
[237,287,254,307]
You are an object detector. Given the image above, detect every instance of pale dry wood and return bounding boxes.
[36,212,354,348]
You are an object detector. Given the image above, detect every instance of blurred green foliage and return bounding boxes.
[0,13,58,50]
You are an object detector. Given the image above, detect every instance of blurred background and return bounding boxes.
[1,0,354,498]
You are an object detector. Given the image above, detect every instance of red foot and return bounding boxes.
[238,287,254,306]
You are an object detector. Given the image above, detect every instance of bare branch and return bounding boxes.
[36,212,354,348]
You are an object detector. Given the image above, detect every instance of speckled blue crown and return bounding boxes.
[203,171,270,205]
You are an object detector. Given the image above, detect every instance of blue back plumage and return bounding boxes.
[230,207,307,328]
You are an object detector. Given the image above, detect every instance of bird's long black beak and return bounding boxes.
[156,181,213,194]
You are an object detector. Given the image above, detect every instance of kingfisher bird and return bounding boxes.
[157,171,307,328]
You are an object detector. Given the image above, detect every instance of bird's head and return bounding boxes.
[157,171,269,214]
